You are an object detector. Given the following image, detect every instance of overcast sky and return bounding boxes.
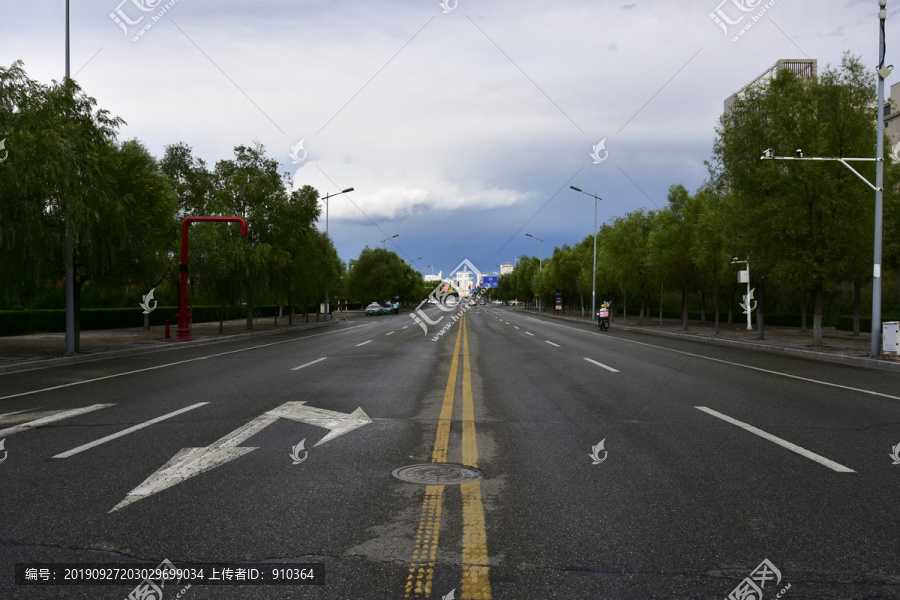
[1,0,892,278]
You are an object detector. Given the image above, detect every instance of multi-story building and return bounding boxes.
[499,262,514,275]
[724,58,818,114]
[885,82,900,151]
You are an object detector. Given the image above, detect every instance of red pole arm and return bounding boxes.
[176,217,249,341]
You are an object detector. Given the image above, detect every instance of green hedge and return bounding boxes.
[0,305,284,337]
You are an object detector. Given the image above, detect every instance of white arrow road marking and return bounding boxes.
[356,340,372,347]
[110,401,371,512]
[584,358,619,373]
[695,406,855,473]
[0,404,114,438]
[545,341,560,347]
[291,357,327,371]
[53,403,208,459]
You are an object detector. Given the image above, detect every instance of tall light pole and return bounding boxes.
[525,234,544,271]
[64,0,75,355]
[570,186,601,317]
[525,234,544,311]
[761,4,889,357]
[426,264,435,276]
[322,187,353,320]
[381,234,399,249]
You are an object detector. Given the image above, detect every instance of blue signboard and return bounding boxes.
[482,276,499,288]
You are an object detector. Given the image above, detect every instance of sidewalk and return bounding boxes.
[0,312,361,374]
[513,307,900,370]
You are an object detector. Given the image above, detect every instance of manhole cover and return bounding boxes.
[392,463,483,485]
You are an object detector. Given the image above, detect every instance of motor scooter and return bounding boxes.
[597,309,610,331]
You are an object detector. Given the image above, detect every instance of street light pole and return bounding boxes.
[526,233,544,311]
[64,0,75,355]
[874,0,888,357]
[570,186,601,317]
[322,187,353,321]
[381,234,399,249]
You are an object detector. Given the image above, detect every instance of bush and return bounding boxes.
[0,305,285,337]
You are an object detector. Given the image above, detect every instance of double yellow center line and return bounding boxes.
[405,315,492,599]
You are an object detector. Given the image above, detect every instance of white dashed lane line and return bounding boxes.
[526,332,534,336]
[291,357,327,371]
[695,406,855,473]
[584,358,619,373]
[546,341,560,347]
[356,340,372,347]
[386,332,395,336]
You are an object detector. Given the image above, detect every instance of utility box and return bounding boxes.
[883,322,900,354]
[738,270,749,283]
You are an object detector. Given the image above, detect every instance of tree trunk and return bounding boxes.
[852,280,861,336]
[246,303,253,330]
[681,279,689,330]
[813,281,824,346]
[623,289,627,321]
[219,310,224,334]
[756,278,765,340]
[713,264,720,335]
[73,280,83,353]
[288,292,293,325]
[659,281,664,326]
[700,289,706,322]
[801,301,807,332]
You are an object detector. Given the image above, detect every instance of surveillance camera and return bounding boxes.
[762,148,773,159]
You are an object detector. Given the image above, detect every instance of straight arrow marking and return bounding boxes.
[110,401,371,512]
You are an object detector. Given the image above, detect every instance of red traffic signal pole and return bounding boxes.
[176,217,248,341]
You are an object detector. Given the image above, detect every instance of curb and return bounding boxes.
[0,319,344,375]
[511,309,900,371]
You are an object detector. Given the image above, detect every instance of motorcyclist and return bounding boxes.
[597,302,610,330]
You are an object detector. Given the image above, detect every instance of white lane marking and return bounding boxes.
[386,332,395,336]
[403,326,408,329]
[546,341,560,347]
[526,332,534,336]
[291,357,327,371]
[53,402,208,459]
[0,408,41,419]
[356,340,372,347]
[111,401,371,512]
[517,314,900,402]
[695,406,855,473]
[513,326,520,330]
[0,325,369,402]
[0,404,115,438]
[584,358,619,373]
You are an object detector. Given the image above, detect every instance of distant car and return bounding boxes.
[493,300,502,305]
[479,299,486,305]
[365,303,383,316]
[383,302,399,315]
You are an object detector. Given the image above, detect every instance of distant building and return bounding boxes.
[886,82,900,151]
[724,58,817,114]
[424,270,442,284]
[499,262,514,275]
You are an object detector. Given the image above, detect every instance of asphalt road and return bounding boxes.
[1,305,898,599]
